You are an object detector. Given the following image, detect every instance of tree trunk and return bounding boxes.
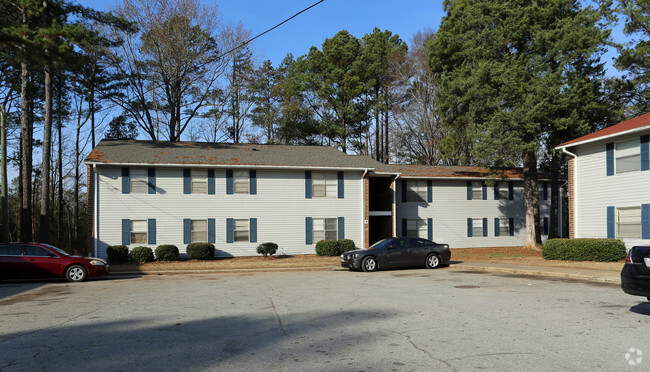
[523,150,541,250]
[40,57,53,243]
[74,125,81,254]
[383,109,389,164]
[549,152,559,238]
[19,58,32,243]
[374,90,380,161]
[1,103,8,242]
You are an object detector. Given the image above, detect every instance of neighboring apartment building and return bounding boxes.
[85,140,552,258]
[556,112,650,248]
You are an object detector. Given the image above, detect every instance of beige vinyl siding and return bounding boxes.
[396,179,551,248]
[573,132,650,248]
[95,167,363,258]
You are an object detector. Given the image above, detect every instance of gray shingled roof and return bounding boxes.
[85,139,385,169]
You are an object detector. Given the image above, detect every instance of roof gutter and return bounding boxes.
[556,125,650,150]
[84,162,375,172]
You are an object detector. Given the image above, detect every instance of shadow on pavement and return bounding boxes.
[630,302,650,316]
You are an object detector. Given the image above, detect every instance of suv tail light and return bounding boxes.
[626,249,633,264]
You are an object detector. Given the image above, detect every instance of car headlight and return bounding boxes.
[90,260,105,266]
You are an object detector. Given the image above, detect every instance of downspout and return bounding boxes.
[561,147,577,238]
[93,164,98,257]
[393,174,400,237]
[361,169,368,248]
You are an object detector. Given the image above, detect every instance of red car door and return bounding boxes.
[22,244,65,278]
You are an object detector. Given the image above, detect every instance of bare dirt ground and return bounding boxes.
[111,246,624,273]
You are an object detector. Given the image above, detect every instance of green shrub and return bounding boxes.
[315,240,340,256]
[106,245,129,264]
[257,242,278,256]
[155,245,179,261]
[337,239,356,253]
[186,242,215,259]
[129,246,154,263]
[542,238,626,262]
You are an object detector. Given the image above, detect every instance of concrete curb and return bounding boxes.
[109,266,341,276]
[448,264,620,284]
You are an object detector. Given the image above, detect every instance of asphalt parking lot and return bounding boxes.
[1,269,649,371]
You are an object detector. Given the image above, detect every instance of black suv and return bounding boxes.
[621,246,650,301]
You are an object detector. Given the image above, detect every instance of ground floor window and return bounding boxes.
[313,218,337,241]
[130,220,147,244]
[617,207,641,238]
[191,219,208,242]
[234,219,250,242]
[406,219,428,238]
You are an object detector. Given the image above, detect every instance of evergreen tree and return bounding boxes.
[616,0,650,114]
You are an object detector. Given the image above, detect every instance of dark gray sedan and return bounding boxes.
[341,237,451,272]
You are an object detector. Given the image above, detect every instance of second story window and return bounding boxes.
[234,170,249,194]
[312,172,337,198]
[192,169,208,193]
[616,138,640,173]
[407,181,427,202]
[471,181,483,200]
[131,169,148,194]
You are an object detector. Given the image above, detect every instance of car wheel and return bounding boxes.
[426,253,441,269]
[65,265,87,282]
[361,256,377,272]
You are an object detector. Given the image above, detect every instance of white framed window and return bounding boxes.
[234,170,249,194]
[616,138,640,174]
[191,219,208,242]
[617,207,641,238]
[472,181,483,200]
[499,218,510,236]
[234,219,250,242]
[498,182,509,200]
[191,169,208,194]
[130,220,147,244]
[312,172,337,198]
[313,218,338,241]
[130,169,148,194]
[472,218,483,237]
[407,219,428,238]
[407,181,427,202]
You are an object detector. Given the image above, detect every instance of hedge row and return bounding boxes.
[107,242,282,262]
[315,239,357,256]
[542,239,626,262]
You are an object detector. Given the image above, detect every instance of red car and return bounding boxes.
[0,243,109,282]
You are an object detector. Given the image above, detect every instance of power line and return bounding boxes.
[220,0,326,58]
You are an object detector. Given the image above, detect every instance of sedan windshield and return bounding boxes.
[369,239,393,250]
[42,244,71,257]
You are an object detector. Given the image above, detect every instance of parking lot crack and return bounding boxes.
[269,298,288,337]
[382,328,457,371]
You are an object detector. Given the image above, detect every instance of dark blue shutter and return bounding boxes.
[305,217,313,244]
[305,171,312,199]
[467,218,472,237]
[543,182,548,201]
[509,218,514,236]
[250,218,257,243]
[122,168,130,194]
[147,219,156,245]
[642,204,650,239]
[482,182,487,200]
[483,218,488,237]
[641,135,649,171]
[183,219,191,244]
[606,143,614,176]
[427,218,433,240]
[208,169,215,194]
[494,185,499,200]
[249,170,257,195]
[466,181,472,200]
[543,217,549,236]
[208,218,215,243]
[226,218,234,243]
[337,217,345,239]
[148,168,156,194]
[508,181,514,200]
[122,219,130,245]
[402,179,407,202]
[226,170,234,195]
[607,206,615,239]
[402,219,407,237]
[183,168,191,194]
[427,180,432,203]
[494,218,500,236]
[337,171,344,199]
